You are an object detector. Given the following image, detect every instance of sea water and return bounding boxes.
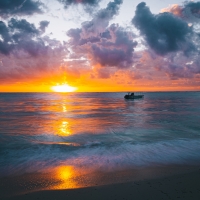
[0,92,200,193]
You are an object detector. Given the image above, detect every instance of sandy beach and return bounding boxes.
[2,166,200,200]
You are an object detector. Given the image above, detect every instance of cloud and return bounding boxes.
[1,0,199,90]
[67,0,137,70]
[67,0,123,44]
[0,43,67,83]
[0,19,53,57]
[0,18,67,83]
[90,24,137,68]
[80,0,122,38]
[132,2,200,80]
[160,4,183,17]
[134,47,200,82]
[161,1,200,23]
[163,51,200,79]
[131,2,200,81]
[0,0,44,18]
[0,21,11,55]
[8,18,40,35]
[132,2,193,55]
[184,1,200,19]
[39,20,50,33]
[3,18,65,57]
[0,18,42,56]
[58,0,99,8]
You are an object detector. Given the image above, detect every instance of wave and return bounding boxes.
[1,132,200,176]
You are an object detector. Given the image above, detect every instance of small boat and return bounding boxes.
[124,92,144,100]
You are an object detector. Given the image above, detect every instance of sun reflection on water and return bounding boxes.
[62,105,67,112]
[52,165,79,189]
[58,121,71,136]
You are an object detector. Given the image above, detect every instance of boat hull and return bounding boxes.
[124,95,144,99]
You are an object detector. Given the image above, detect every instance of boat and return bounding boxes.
[124,92,144,100]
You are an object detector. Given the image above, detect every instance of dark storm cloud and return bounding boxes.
[0,21,10,41]
[132,2,192,55]
[0,18,53,56]
[0,21,12,55]
[8,18,39,35]
[130,2,200,80]
[58,0,99,8]
[67,0,137,68]
[184,1,200,18]
[0,0,43,18]
[91,24,137,68]
[68,24,137,67]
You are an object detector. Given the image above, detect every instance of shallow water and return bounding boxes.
[0,92,200,194]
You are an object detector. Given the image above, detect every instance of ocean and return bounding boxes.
[1,92,200,196]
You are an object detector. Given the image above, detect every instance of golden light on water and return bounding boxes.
[52,165,79,189]
[51,165,97,190]
[59,121,71,136]
[48,119,72,137]
[62,105,67,112]
[51,84,77,93]
[57,166,73,180]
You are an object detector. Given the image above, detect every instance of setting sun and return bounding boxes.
[51,84,77,93]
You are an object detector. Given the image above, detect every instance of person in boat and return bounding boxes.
[131,93,134,96]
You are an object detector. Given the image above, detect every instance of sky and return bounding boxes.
[0,0,200,92]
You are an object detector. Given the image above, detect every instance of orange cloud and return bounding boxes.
[160,4,183,17]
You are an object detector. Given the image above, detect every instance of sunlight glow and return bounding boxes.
[52,165,78,189]
[59,121,71,135]
[51,84,77,92]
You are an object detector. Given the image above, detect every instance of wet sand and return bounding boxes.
[3,166,200,200]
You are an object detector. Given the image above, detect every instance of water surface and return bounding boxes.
[0,92,200,195]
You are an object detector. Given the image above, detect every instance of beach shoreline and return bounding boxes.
[2,165,200,200]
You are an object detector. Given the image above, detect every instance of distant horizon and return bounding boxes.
[1,90,200,93]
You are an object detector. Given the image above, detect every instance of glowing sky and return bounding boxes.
[0,0,200,92]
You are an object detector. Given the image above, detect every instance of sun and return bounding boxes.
[51,84,77,92]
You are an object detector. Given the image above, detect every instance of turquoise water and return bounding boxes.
[0,92,200,177]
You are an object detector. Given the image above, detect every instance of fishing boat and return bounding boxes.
[124,92,144,100]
